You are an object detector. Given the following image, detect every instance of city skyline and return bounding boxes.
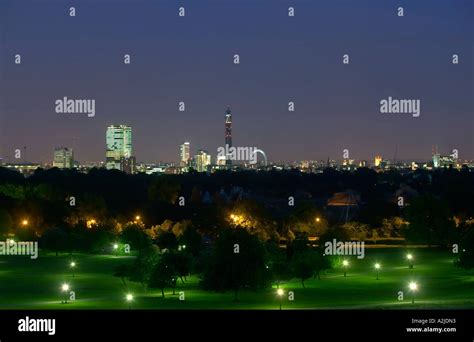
[0,0,472,163]
[0,120,467,167]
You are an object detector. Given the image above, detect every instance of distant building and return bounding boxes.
[120,156,136,174]
[195,150,211,172]
[327,190,360,223]
[327,192,360,207]
[374,155,382,167]
[439,154,456,168]
[180,142,190,166]
[216,155,226,166]
[164,166,183,175]
[53,147,74,169]
[224,107,232,168]
[106,125,133,171]
[4,163,41,176]
[432,153,440,168]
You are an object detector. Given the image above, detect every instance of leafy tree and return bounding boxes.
[74,194,107,225]
[16,227,38,241]
[156,231,179,250]
[148,177,181,204]
[230,199,277,241]
[319,227,351,246]
[40,228,70,256]
[312,248,331,280]
[380,217,407,238]
[291,250,318,288]
[129,246,159,291]
[200,228,269,300]
[179,227,203,257]
[149,259,175,298]
[406,195,456,246]
[114,264,131,286]
[162,251,192,283]
[341,222,370,241]
[85,227,115,253]
[286,202,328,237]
[268,253,292,288]
[171,220,189,237]
[286,233,312,260]
[0,184,25,200]
[0,209,13,238]
[121,223,152,250]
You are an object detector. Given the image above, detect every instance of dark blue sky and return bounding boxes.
[1,0,472,163]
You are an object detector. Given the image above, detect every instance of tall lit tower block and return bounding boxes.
[225,107,232,168]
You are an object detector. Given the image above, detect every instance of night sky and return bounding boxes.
[0,0,472,164]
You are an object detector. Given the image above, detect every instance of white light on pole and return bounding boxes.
[375,263,381,280]
[409,282,418,304]
[126,293,134,309]
[407,253,414,269]
[342,260,349,277]
[61,283,70,304]
[70,261,76,277]
[276,288,284,310]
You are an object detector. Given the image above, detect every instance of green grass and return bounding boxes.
[0,248,473,309]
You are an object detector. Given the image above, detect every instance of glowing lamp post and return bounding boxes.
[126,293,134,309]
[342,260,349,277]
[316,217,321,223]
[375,263,381,280]
[61,283,70,304]
[113,243,119,256]
[276,288,284,310]
[409,282,418,304]
[21,219,29,227]
[70,261,76,277]
[407,253,414,269]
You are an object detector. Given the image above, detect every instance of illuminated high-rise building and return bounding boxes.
[216,155,226,166]
[224,107,232,167]
[194,150,211,172]
[106,125,132,170]
[180,142,190,166]
[374,155,382,167]
[433,153,441,168]
[53,147,74,169]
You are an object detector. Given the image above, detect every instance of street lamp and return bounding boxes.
[135,215,141,221]
[70,261,76,277]
[375,263,381,280]
[342,260,349,277]
[113,243,119,256]
[276,288,284,310]
[409,281,418,304]
[61,283,70,304]
[406,253,414,269]
[126,293,134,309]
[316,217,321,223]
[21,219,29,226]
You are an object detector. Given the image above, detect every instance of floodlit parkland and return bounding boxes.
[0,248,473,309]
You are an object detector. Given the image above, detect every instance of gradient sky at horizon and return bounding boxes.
[0,0,473,164]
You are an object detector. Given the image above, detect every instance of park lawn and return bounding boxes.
[0,248,472,309]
